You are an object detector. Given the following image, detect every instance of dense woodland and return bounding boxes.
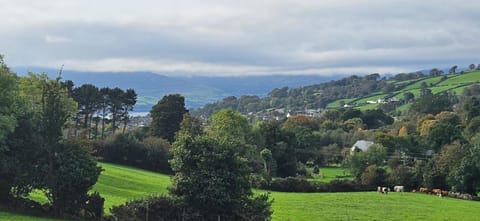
[2,53,480,221]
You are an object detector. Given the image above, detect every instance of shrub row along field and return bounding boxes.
[2,163,480,221]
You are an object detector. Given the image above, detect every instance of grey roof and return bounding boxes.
[351,140,374,152]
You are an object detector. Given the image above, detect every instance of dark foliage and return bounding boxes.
[109,194,272,221]
[95,133,172,174]
[150,94,187,142]
[256,177,369,193]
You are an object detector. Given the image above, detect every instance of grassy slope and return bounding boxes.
[329,71,480,111]
[3,163,480,220]
[92,163,171,211]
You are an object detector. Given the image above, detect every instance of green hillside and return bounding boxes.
[340,71,480,111]
[3,163,480,221]
[194,70,480,117]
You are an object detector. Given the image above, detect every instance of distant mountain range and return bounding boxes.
[12,66,338,112]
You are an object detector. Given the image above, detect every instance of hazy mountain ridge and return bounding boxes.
[13,66,337,111]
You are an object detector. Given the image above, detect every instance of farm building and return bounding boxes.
[351,140,375,153]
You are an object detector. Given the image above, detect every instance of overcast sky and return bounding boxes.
[1,0,479,76]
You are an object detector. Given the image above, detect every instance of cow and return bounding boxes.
[419,187,429,193]
[394,186,404,192]
[432,188,441,196]
[381,187,389,194]
[441,190,449,197]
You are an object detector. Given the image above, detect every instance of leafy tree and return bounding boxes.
[429,68,443,77]
[427,122,462,151]
[462,96,480,122]
[348,144,387,179]
[150,94,187,142]
[178,113,203,138]
[107,87,125,134]
[360,165,387,187]
[450,140,480,194]
[72,84,101,138]
[420,82,432,97]
[283,115,319,131]
[449,65,458,74]
[206,109,250,144]
[411,93,455,115]
[403,92,415,103]
[388,165,416,189]
[46,140,101,215]
[341,108,363,121]
[0,56,17,149]
[170,133,271,220]
[398,126,408,136]
[260,148,273,178]
[121,88,137,134]
[0,56,19,201]
[469,63,476,70]
[361,109,393,129]
[99,87,111,139]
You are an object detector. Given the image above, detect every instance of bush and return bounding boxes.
[48,141,102,215]
[81,192,104,221]
[360,165,387,188]
[95,134,172,174]
[109,195,197,221]
[256,177,369,193]
[109,194,272,221]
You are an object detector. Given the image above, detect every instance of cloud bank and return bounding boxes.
[1,0,479,76]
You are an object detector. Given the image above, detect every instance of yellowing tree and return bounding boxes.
[398,126,408,136]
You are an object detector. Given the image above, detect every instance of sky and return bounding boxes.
[1,0,479,76]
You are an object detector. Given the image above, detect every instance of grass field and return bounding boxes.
[271,191,480,221]
[437,71,480,86]
[307,167,352,183]
[3,163,480,221]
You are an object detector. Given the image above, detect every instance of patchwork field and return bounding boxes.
[2,163,480,221]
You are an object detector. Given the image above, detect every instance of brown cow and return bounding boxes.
[419,187,429,193]
[432,189,441,195]
[441,190,449,197]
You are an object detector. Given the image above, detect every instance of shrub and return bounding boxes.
[47,141,102,215]
[360,165,387,188]
[109,195,197,221]
[256,177,369,193]
[95,134,172,174]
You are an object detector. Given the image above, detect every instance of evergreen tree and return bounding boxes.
[150,94,187,142]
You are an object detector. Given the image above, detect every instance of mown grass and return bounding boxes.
[92,163,171,211]
[307,167,352,183]
[4,163,480,221]
[270,191,480,221]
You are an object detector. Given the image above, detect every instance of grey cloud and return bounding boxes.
[1,0,479,76]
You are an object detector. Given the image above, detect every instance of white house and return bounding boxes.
[351,140,375,153]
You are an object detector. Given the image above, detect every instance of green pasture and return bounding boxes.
[402,76,444,91]
[3,163,480,221]
[307,167,352,183]
[326,98,356,108]
[271,191,480,221]
[437,71,480,86]
[353,93,387,105]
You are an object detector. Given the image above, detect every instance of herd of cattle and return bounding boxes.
[377,186,479,201]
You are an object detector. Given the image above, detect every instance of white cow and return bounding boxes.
[394,186,404,192]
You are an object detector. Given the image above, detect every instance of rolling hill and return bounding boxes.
[12,66,336,112]
[194,70,480,117]
[2,163,480,221]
